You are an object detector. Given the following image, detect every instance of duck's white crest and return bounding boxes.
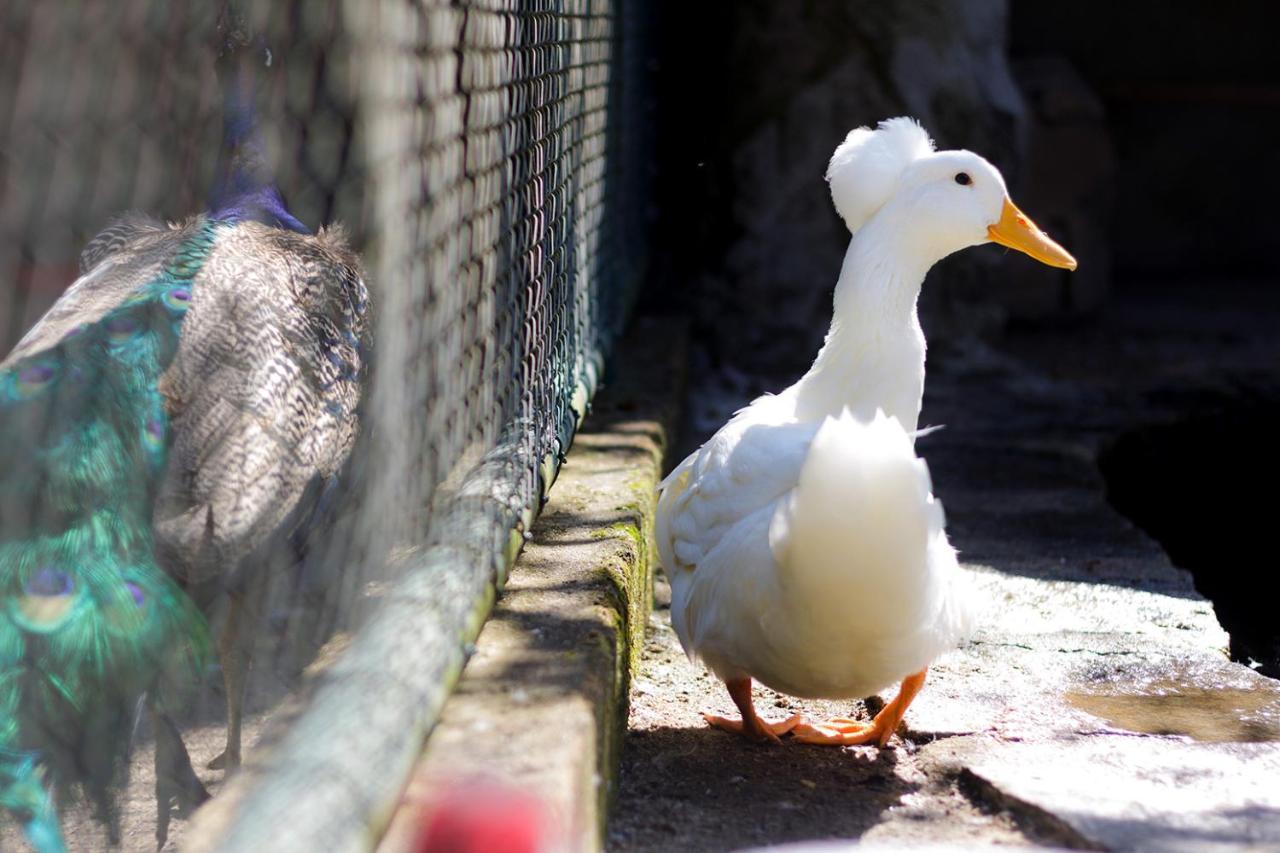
[826,117,935,235]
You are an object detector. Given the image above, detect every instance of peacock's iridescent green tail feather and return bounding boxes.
[0,220,222,852]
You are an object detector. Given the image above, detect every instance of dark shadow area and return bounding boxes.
[1099,398,1280,677]
[1007,1,1280,657]
[1011,0,1280,280]
[610,724,912,853]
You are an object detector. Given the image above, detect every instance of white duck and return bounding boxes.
[655,118,1076,746]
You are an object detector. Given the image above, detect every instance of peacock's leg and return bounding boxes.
[80,704,128,847]
[703,677,803,743]
[151,705,209,849]
[207,589,250,771]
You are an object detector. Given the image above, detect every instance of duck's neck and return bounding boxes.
[790,213,934,431]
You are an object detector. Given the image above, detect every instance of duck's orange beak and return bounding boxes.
[987,198,1077,271]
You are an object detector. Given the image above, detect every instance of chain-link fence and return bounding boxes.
[0,0,650,848]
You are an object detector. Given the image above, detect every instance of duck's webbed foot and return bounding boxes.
[792,668,928,748]
[703,677,803,744]
[703,711,803,743]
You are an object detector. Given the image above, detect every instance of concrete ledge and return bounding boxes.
[377,317,686,852]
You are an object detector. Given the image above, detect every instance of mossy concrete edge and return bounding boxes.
[376,316,687,852]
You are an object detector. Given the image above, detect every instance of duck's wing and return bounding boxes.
[656,402,819,576]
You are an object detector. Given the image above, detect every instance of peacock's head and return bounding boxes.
[826,117,1076,271]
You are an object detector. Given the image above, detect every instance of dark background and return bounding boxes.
[1012,1,1280,278]
[643,0,1280,351]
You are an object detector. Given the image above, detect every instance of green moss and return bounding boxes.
[592,520,642,547]
[588,510,654,677]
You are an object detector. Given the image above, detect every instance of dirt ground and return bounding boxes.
[0,608,310,853]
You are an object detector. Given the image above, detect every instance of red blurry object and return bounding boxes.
[412,782,549,853]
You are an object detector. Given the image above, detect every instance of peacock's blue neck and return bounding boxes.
[208,55,309,234]
[210,182,308,233]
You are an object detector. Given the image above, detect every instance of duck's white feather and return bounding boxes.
[658,393,816,575]
[659,407,972,699]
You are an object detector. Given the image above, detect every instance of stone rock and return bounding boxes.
[654,1,1031,376]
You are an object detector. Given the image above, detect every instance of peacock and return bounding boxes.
[0,8,370,851]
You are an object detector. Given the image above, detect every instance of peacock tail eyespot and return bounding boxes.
[18,361,57,388]
[125,581,146,608]
[11,566,80,632]
[104,314,141,344]
[162,286,193,313]
[24,567,74,598]
[3,360,60,403]
[143,416,167,447]
[102,575,154,635]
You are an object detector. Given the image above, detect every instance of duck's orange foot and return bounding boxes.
[793,668,930,748]
[792,716,894,747]
[703,711,803,744]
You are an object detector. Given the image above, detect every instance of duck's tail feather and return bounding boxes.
[769,409,972,647]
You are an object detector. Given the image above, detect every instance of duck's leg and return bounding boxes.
[703,677,803,743]
[793,668,927,747]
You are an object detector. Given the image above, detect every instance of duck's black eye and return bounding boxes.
[955,172,972,186]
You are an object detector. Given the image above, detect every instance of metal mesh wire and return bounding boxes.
[360,0,645,573]
[0,2,366,349]
[0,0,649,848]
